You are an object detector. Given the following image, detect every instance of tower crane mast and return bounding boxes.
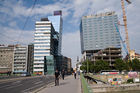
[121,0,131,55]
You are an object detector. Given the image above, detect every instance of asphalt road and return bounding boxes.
[0,76,54,93]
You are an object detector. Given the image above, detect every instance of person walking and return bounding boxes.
[61,69,65,80]
[55,69,60,86]
[74,71,77,79]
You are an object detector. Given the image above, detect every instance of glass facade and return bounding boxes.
[48,15,62,55]
[80,12,121,53]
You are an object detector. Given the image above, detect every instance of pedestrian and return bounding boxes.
[74,71,77,79]
[55,69,60,86]
[61,69,65,80]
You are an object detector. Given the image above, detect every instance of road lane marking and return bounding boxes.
[5,84,23,89]
[34,81,43,85]
[22,79,54,93]
[22,83,44,93]
[0,84,11,89]
[12,80,21,84]
[31,80,55,93]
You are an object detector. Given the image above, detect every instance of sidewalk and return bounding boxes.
[38,75,81,93]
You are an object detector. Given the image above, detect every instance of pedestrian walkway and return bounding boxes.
[38,75,81,93]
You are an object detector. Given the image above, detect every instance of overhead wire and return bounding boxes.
[0,32,26,45]
[16,0,37,44]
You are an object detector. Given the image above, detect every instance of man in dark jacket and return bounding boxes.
[61,69,65,80]
[55,69,60,86]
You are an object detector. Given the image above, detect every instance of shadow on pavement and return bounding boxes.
[59,82,69,86]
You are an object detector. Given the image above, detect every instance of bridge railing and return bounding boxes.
[80,73,93,93]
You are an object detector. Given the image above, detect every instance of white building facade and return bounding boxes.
[34,18,58,75]
[13,45,28,74]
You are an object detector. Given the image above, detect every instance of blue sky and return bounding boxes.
[0,0,140,67]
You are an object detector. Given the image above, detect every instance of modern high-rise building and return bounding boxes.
[80,12,121,60]
[48,10,63,55]
[13,45,28,74]
[34,18,59,75]
[0,45,14,74]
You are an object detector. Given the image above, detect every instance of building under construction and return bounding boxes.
[80,12,121,62]
[90,47,122,68]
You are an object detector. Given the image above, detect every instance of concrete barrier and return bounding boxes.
[91,83,140,92]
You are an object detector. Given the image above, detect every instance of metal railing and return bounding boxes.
[80,73,93,93]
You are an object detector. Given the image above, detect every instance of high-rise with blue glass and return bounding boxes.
[48,11,63,55]
[80,12,121,60]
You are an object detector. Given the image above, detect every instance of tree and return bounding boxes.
[131,58,140,71]
[80,61,87,72]
[114,59,126,72]
[89,63,95,72]
[80,60,94,73]
[125,61,130,71]
[80,65,86,71]
[94,60,110,73]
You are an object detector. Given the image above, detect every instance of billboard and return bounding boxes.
[128,72,138,78]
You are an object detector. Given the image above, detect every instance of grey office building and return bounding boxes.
[80,12,121,60]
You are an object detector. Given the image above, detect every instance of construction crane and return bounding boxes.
[121,0,131,55]
[114,23,128,55]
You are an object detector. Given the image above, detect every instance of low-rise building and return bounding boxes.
[13,45,28,74]
[67,58,72,74]
[129,50,140,60]
[0,45,14,74]
[55,55,71,74]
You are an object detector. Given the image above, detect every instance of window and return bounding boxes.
[34,52,50,54]
[34,45,50,48]
[34,56,44,58]
[34,49,50,51]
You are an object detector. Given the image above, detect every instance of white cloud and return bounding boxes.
[0,1,72,19]
[0,0,140,67]
[8,21,17,28]
[0,27,34,45]
[62,31,81,67]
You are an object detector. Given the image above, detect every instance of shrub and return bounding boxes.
[127,79,134,83]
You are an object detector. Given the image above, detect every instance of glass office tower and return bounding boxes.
[48,10,63,55]
[80,12,121,54]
